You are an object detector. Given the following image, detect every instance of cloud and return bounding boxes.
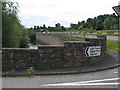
[17,0,119,28]
[19,15,70,28]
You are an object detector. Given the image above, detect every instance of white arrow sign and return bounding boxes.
[85,46,101,57]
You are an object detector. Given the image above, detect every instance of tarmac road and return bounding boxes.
[72,35,119,41]
[2,67,119,88]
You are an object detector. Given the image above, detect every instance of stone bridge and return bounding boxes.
[2,34,106,71]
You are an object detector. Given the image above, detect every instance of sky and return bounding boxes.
[16,0,119,28]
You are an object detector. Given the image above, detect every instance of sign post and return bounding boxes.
[85,46,101,57]
[112,2,120,30]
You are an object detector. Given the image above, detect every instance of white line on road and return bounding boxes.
[42,83,119,86]
[74,78,120,84]
[41,78,120,87]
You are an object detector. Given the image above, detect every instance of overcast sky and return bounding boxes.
[16,0,119,28]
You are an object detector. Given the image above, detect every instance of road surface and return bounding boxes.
[2,67,119,88]
[72,35,119,41]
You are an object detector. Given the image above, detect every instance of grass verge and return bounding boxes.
[107,40,120,53]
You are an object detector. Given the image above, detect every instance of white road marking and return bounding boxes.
[73,78,120,84]
[42,83,119,86]
[114,72,118,74]
[41,78,120,87]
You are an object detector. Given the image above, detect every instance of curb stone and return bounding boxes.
[2,64,120,77]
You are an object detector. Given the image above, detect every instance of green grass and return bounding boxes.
[107,40,120,53]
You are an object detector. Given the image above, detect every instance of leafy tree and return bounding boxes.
[69,13,118,30]
[28,29,36,43]
[43,24,46,29]
[78,25,83,30]
[61,26,66,31]
[96,20,104,30]
[104,17,118,30]
[2,2,19,15]
[37,26,40,30]
[55,23,61,27]
[70,23,77,29]
[20,26,30,48]
[2,2,30,48]
[34,25,37,30]
[91,20,96,29]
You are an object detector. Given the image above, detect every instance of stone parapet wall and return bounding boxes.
[36,33,64,45]
[2,36,106,71]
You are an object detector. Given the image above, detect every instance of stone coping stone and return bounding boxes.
[64,41,90,43]
[85,38,105,40]
[2,48,37,50]
[38,45,64,47]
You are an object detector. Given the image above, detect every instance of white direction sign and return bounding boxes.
[85,46,101,57]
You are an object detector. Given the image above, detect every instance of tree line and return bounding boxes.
[30,13,119,33]
[2,2,30,48]
[29,23,67,32]
[70,13,119,30]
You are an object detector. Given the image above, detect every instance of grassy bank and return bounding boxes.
[107,40,119,53]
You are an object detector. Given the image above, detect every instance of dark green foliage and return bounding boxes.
[36,65,44,71]
[20,28,30,48]
[70,13,118,30]
[55,23,61,27]
[96,20,104,30]
[2,2,30,48]
[43,24,46,29]
[104,17,118,30]
[28,30,36,43]
[34,25,37,30]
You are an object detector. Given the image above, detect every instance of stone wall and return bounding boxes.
[2,36,106,71]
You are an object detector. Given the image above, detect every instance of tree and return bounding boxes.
[96,20,104,30]
[2,2,19,15]
[37,26,40,30]
[43,24,46,29]
[61,26,66,31]
[2,2,30,48]
[2,12,22,47]
[70,23,77,29]
[55,23,61,27]
[78,25,83,30]
[20,26,30,48]
[104,17,118,30]
[86,18,94,29]
[34,25,37,30]
[91,20,96,29]
[28,29,36,43]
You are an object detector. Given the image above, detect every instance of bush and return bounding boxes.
[28,30,36,43]
[78,25,83,30]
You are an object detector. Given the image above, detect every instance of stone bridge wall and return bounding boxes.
[2,36,106,71]
[36,33,64,45]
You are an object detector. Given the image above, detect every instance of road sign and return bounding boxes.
[85,46,101,57]
[112,5,120,17]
